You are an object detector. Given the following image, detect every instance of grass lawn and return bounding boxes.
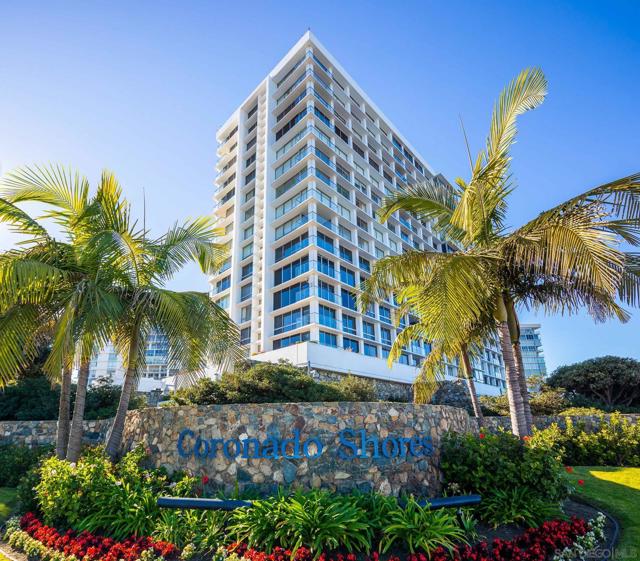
[0,488,18,526]
[570,467,640,560]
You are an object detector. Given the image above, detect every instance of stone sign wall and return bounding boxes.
[120,402,474,496]
[0,419,110,447]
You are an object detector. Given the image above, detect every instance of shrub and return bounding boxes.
[228,490,373,556]
[35,445,196,540]
[379,496,466,554]
[548,355,640,409]
[441,430,571,525]
[0,376,144,421]
[0,445,51,487]
[480,385,569,417]
[559,406,607,416]
[531,412,640,466]
[169,363,376,406]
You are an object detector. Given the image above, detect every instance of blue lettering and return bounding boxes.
[177,429,195,458]
[303,436,323,458]
[281,429,302,459]
[357,429,380,458]
[381,436,399,458]
[337,429,358,459]
[421,436,434,455]
[208,438,223,458]
[223,438,242,459]
[194,437,210,459]
[242,438,261,459]
[409,436,422,456]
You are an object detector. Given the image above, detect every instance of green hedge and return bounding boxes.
[168,362,377,406]
[531,412,640,466]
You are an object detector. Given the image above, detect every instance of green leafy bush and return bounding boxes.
[0,376,145,421]
[441,430,571,526]
[480,487,562,528]
[35,445,196,539]
[153,509,228,551]
[379,497,466,554]
[558,406,606,416]
[531,413,640,466]
[480,385,569,416]
[0,445,51,487]
[169,363,377,405]
[228,490,373,556]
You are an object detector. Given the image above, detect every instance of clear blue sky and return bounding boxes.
[1,1,638,371]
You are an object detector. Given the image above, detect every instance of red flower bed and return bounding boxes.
[227,516,590,561]
[19,513,178,561]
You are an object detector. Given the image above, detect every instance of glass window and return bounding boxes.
[343,337,359,353]
[240,306,251,323]
[380,327,392,346]
[243,225,254,240]
[318,305,337,328]
[340,266,356,287]
[274,256,309,285]
[318,280,335,302]
[241,263,253,280]
[363,321,376,341]
[379,306,392,324]
[275,233,309,262]
[339,245,353,263]
[319,331,337,347]
[240,327,251,345]
[317,256,335,277]
[317,231,334,253]
[342,314,356,335]
[341,289,356,310]
[241,243,253,259]
[273,282,310,309]
[240,283,252,302]
[364,343,377,357]
[359,257,371,273]
[274,306,310,334]
[273,331,310,350]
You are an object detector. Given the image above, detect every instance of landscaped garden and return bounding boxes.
[4,413,639,561]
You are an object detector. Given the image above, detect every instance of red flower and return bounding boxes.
[479,433,486,439]
[578,479,585,486]
[565,466,574,473]
[201,475,210,485]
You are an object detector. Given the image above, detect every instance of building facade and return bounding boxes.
[87,330,178,391]
[519,323,547,378]
[210,32,505,396]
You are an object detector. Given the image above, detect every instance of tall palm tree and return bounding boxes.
[103,215,241,458]
[361,68,640,436]
[0,167,141,460]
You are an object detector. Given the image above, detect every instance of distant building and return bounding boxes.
[88,330,179,392]
[519,324,547,378]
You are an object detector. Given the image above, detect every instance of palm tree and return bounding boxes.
[361,68,640,436]
[1,167,240,461]
[0,167,140,460]
[103,215,241,459]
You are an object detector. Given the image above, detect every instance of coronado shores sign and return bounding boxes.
[117,402,475,494]
[177,427,435,462]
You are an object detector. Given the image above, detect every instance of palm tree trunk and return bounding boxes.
[496,296,528,436]
[67,360,90,462]
[513,340,533,431]
[55,366,72,459]
[105,333,140,459]
[505,297,533,433]
[460,346,484,425]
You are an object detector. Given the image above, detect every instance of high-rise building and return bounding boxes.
[519,324,547,378]
[210,31,505,396]
[87,330,178,391]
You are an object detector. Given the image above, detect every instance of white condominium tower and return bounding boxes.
[210,32,505,396]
